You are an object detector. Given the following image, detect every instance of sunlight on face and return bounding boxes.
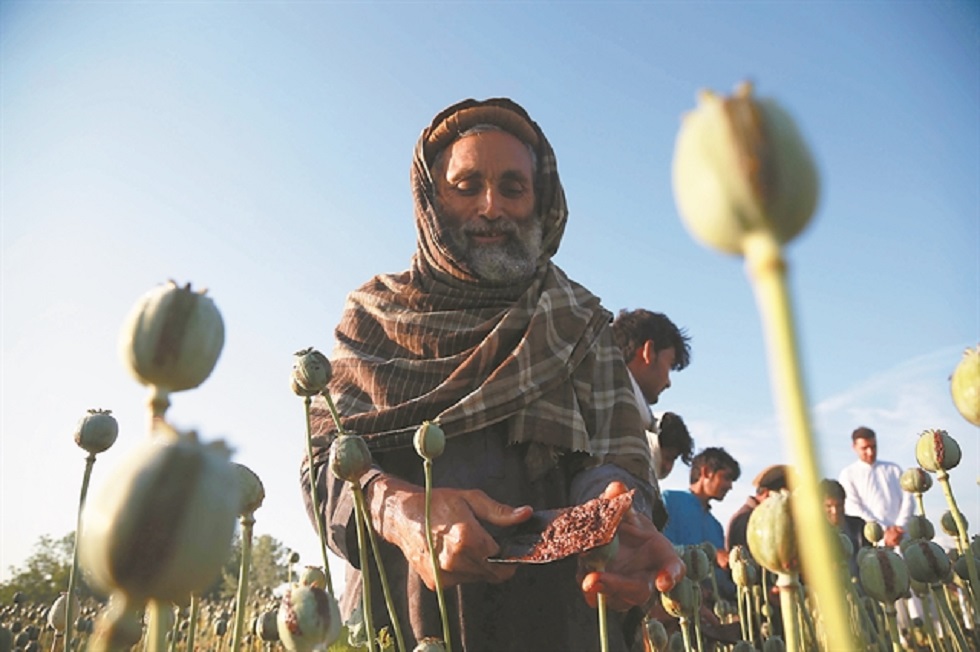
[853,437,877,464]
[433,130,542,284]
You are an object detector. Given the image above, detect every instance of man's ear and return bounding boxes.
[640,339,657,364]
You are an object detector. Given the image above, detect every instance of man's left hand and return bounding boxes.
[578,482,686,611]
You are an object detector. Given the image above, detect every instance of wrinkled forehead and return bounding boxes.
[432,127,537,182]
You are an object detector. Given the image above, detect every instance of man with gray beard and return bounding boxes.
[302,98,683,651]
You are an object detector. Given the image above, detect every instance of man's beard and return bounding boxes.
[442,215,544,285]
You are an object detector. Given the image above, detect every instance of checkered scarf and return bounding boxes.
[311,98,651,481]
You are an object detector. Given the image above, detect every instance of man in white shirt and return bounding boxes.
[837,426,914,547]
[611,309,692,480]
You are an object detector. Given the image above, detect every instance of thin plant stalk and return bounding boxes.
[775,572,803,652]
[678,616,693,652]
[353,498,378,652]
[231,513,255,652]
[932,584,970,652]
[147,599,170,652]
[168,605,179,652]
[324,391,404,651]
[743,231,859,651]
[915,492,927,519]
[303,396,335,596]
[423,458,453,652]
[736,586,750,641]
[936,469,980,619]
[597,593,609,652]
[65,452,97,651]
[916,590,948,652]
[691,607,704,652]
[881,604,903,652]
[185,594,200,652]
[353,485,407,652]
[753,583,768,642]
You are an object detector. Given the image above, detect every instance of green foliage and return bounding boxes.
[210,532,290,602]
[0,532,91,605]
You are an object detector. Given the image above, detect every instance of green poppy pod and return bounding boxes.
[859,549,910,603]
[915,429,962,473]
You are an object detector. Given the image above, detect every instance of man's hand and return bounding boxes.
[883,525,904,548]
[579,482,686,612]
[366,474,532,590]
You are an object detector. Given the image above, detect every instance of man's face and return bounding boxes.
[853,437,877,464]
[703,468,735,502]
[433,130,542,284]
[824,497,844,527]
[637,345,676,405]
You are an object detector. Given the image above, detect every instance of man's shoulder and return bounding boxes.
[662,489,697,506]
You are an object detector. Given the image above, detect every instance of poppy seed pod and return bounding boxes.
[954,553,979,583]
[900,467,933,494]
[232,463,265,517]
[413,421,446,461]
[47,593,79,632]
[939,510,962,537]
[645,618,669,650]
[298,566,326,589]
[915,429,962,473]
[413,638,448,652]
[78,423,239,604]
[950,345,980,426]
[74,409,119,455]
[276,583,340,652]
[681,545,711,582]
[904,540,951,584]
[864,521,884,546]
[906,515,935,542]
[699,541,718,565]
[672,81,819,256]
[256,609,279,642]
[291,348,332,397]
[747,490,799,575]
[118,281,224,394]
[329,434,372,483]
[859,549,910,603]
[730,545,759,587]
[661,576,699,618]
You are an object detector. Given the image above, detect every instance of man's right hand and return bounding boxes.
[365,474,532,590]
[883,525,904,548]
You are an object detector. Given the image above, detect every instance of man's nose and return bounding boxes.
[478,187,504,220]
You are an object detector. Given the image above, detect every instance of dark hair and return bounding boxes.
[689,447,741,484]
[611,309,691,370]
[658,412,694,465]
[851,426,876,443]
[820,478,846,502]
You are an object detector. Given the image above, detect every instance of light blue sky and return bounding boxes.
[2,2,977,587]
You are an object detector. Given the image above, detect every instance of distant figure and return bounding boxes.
[610,308,691,482]
[726,464,790,551]
[662,447,741,600]
[837,426,913,548]
[651,412,695,481]
[820,478,867,576]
